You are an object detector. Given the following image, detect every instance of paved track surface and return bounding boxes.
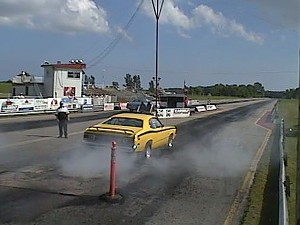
[0,100,277,225]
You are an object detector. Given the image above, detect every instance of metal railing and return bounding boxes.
[279,118,289,225]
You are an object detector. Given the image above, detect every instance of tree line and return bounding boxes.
[186,82,265,98]
[265,88,297,99]
[119,74,298,99]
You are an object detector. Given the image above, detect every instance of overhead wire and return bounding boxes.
[87,0,145,68]
[77,1,137,58]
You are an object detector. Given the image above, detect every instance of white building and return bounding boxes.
[41,60,86,98]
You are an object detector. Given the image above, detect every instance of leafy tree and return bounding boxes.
[124,73,134,89]
[149,80,155,93]
[112,81,119,90]
[185,82,266,98]
[133,75,142,90]
[1,80,12,83]
[90,75,95,85]
[253,82,265,97]
[124,73,142,90]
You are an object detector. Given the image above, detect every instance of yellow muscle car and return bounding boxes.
[83,112,177,158]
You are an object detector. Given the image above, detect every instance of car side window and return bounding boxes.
[149,118,163,129]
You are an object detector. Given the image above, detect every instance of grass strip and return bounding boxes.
[242,99,297,224]
[241,130,274,225]
[278,99,297,224]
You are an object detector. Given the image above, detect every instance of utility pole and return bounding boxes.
[151,0,165,112]
[296,48,300,225]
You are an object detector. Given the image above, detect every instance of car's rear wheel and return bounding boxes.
[167,134,174,149]
[144,142,152,158]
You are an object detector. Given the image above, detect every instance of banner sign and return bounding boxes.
[206,104,217,111]
[157,109,173,118]
[77,97,93,110]
[17,99,34,111]
[104,103,114,111]
[77,97,92,106]
[157,108,190,118]
[1,99,18,112]
[173,108,190,117]
[48,98,61,110]
[34,99,49,111]
[61,97,79,109]
[120,102,128,110]
[64,87,76,97]
[196,105,206,112]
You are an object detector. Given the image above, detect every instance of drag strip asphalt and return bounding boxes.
[0,99,276,225]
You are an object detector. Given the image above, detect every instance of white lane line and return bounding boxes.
[0,131,84,150]
[223,110,272,225]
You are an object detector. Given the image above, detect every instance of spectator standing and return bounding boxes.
[55,101,69,138]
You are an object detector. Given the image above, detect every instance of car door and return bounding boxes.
[149,118,169,149]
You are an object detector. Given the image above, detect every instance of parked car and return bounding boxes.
[126,98,152,112]
[83,112,177,158]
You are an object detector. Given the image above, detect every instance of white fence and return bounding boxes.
[0,96,120,114]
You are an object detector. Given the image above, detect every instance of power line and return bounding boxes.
[77,1,137,58]
[87,0,145,68]
[88,63,298,75]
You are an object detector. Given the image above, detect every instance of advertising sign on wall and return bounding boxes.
[1,99,18,112]
[120,102,128,110]
[77,97,93,110]
[17,99,34,111]
[206,104,217,111]
[48,98,61,110]
[64,87,76,97]
[173,108,190,117]
[34,99,49,111]
[196,105,206,112]
[61,97,79,109]
[77,97,92,106]
[104,103,114,111]
[157,108,190,118]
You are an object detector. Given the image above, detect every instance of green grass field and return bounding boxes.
[241,99,297,225]
[278,99,297,224]
[0,82,12,98]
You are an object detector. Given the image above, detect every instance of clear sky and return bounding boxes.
[0,0,299,91]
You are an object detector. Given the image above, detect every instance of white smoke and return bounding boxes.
[141,124,253,180]
[59,143,140,187]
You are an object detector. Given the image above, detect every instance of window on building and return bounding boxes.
[67,71,80,79]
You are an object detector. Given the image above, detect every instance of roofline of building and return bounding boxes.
[41,63,86,70]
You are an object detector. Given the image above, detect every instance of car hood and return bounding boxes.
[85,124,142,136]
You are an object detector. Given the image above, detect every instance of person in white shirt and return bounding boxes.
[55,101,70,138]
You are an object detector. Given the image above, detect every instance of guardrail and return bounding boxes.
[279,118,289,225]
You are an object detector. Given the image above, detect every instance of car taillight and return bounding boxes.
[83,133,95,141]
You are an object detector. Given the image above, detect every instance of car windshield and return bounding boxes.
[103,117,143,128]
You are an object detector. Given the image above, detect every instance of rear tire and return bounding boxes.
[167,134,174,149]
[144,142,152,158]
